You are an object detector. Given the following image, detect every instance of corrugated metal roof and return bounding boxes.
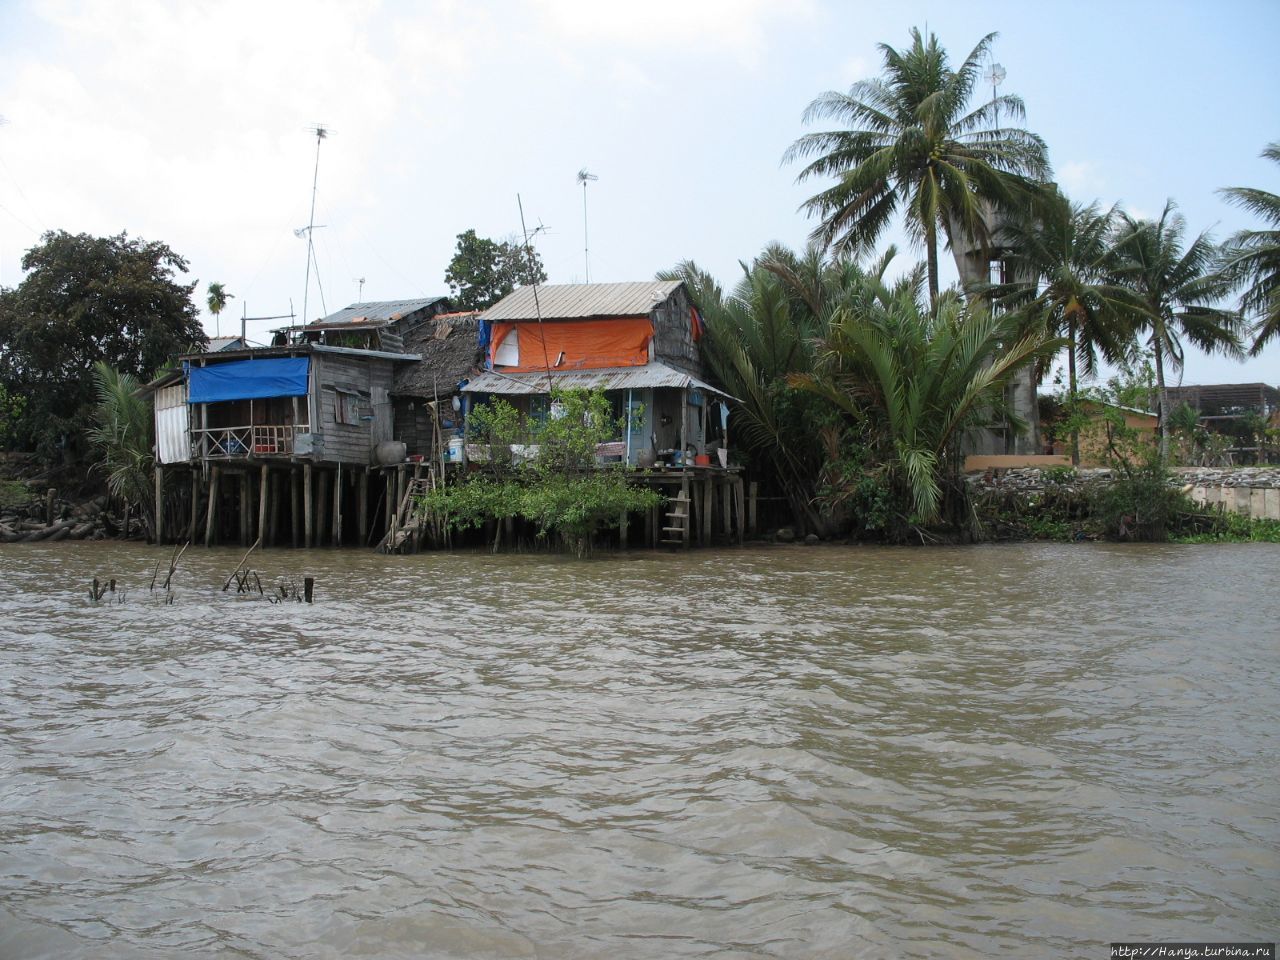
[480,281,683,322]
[312,297,449,327]
[462,362,734,400]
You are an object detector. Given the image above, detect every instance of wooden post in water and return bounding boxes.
[204,465,220,547]
[303,464,314,549]
[268,470,281,547]
[291,469,301,549]
[154,466,164,545]
[257,465,269,550]
[721,478,732,539]
[748,480,758,536]
[315,468,329,548]
[619,509,628,549]
[706,476,716,545]
[680,474,691,548]
[358,470,368,545]
[385,470,395,536]
[734,476,745,545]
[188,469,199,541]
[237,472,249,546]
[303,576,314,603]
[332,465,343,547]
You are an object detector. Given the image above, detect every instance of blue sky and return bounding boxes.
[0,0,1277,386]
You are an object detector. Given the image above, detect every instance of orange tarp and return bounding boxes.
[489,318,653,372]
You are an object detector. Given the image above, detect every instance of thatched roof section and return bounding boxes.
[394,311,484,398]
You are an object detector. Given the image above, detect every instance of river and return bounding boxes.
[0,541,1276,958]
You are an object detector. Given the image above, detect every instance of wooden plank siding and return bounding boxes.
[649,287,702,379]
[312,353,397,465]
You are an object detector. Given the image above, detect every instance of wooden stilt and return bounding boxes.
[303,464,314,549]
[702,476,713,545]
[204,465,220,548]
[315,468,329,547]
[385,470,395,535]
[358,470,369,545]
[189,469,199,541]
[154,465,164,545]
[332,465,342,548]
[238,472,250,546]
[257,464,269,550]
[291,469,301,549]
[268,470,281,547]
[721,478,732,539]
[619,508,628,549]
[735,477,746,545]
[748,480,758,536]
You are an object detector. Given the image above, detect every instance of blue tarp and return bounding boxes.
[187,357,310,403]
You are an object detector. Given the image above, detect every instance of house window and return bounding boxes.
[335,389,362,425]
[493,327,520,366]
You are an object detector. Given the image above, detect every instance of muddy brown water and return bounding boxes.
[0,541,1276,958]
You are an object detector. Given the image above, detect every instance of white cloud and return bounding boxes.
[1058,159,1104,198]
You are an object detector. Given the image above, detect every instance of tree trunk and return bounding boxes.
[1153,342,1169,461]
[1067,315,1080,466]
[925,220,940,312]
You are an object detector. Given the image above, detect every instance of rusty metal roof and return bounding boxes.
[480,281,683,322]
[461,362,734,400]
[311,297,449,327]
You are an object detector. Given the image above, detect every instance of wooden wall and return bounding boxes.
[650,287,703,378]
[313,354,395,465]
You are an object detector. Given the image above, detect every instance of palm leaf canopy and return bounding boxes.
[1218,142,1280,354]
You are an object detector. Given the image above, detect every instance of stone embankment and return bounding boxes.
[966,466,1280,520]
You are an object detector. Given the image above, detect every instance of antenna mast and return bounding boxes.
[300,124,329,331]
[577,169,598,282]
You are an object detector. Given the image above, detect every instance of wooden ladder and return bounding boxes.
[377,475,432,554]
[659,494,691,547]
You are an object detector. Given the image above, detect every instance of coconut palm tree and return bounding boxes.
[995,191,1141,462]
[793,287,1059,535]
[784,26,1050,309]
[1218,142,1280,355]
[1109,201,1245,457]
[206,281,233,338]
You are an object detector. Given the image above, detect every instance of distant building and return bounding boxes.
[1163,382,1280,464]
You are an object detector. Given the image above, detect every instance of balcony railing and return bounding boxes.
[193,424,310,459]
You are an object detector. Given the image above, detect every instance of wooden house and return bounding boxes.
[462,281,733,466]
[392,310,484,462]
[147,297,450,548]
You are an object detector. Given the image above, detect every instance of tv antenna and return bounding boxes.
[983,62,1006,132]
[577,168,598,282]
[300,123,330,328]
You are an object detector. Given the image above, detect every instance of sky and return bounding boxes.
[0,0,1277,388]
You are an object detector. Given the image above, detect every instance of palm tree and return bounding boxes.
[88,361,155,539]
[784,27,1050,309]
[1218,142,1280,355]
[996,191,1140,463]
[793,288,1059,535]
[206,282,233,338]
[1109,201,1245,457]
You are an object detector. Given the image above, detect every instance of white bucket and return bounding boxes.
[446,438,465,463]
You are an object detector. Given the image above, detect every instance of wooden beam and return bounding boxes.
[303,463,313,549]
[748,480,758,536]
[204,465,220,548]
[619,508,628,549]
[701,476,713,545]
[291,469,301,549]
[188,469,199,541]
[268,470,281,547]
[315,468,329,547]
[154,465,164,545]
[332,465,342,547]
[721,478,732,539]
[258,465,269,550]
[735,477,746,545]
[238,472,249,546]
[358,470,368,545]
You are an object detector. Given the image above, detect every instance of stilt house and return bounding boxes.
[462,281,732,465]
[147,296,449,547]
